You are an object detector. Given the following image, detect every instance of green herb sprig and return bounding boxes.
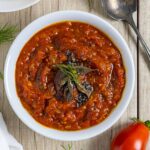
[55,64,79,84]
[55,64,96,83]
[54,64,95,98]
[0,24,18,80]
[0,24,17,45]
[60,144,83,150]
[61,144,73,150]
[54,64,95,101]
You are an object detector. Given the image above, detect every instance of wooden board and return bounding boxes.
[0,0,149,149]
[139,0,150,149]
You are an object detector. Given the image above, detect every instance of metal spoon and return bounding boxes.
[101,0,150,60]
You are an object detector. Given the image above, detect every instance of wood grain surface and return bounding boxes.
[0,0,149,149]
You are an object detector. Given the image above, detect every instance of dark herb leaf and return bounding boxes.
[74,66,97,75]
[54,70,73,101]
[54,70,67,100]
[76,82,91,98]
[63,86,72,101]
[54,70,66,91]
[67,78,74,97]
[54,62,95,105]
[82,81,93,96]
[60,77,68,86]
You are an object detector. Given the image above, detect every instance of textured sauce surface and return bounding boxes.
[16,22,125,130]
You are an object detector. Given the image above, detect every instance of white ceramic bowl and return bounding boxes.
[4,11,135,141]
[0,0,40,12]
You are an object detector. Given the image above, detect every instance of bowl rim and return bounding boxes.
[4,10,135,141]
[0,0,40,12]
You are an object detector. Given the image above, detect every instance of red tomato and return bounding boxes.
[111,122,149,150]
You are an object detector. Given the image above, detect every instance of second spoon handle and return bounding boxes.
[126,14,150,60]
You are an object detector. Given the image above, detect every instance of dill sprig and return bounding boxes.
[54,64,95,100]
[61,144,73,150]
[0,24,18,79]
[60,144,83,150]
[54,64,96,84]
[0,24,18,45]
[55,64,79,83]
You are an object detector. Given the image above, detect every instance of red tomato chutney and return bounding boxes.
[16,21,125,131]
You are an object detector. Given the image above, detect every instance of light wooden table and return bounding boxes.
[0,0,150,150]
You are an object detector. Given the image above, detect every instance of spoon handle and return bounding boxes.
[126,14,150,60]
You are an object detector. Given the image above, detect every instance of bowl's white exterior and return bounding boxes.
[4,11,135,141]
[0,0,40,12]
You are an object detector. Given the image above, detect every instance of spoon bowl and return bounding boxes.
[101,0,137,20]
[101,0,150,60]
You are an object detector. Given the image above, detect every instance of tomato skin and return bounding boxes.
[111,123,149,150]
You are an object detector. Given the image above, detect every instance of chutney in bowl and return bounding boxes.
[4,11,135,141]
[16,21,125,131]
